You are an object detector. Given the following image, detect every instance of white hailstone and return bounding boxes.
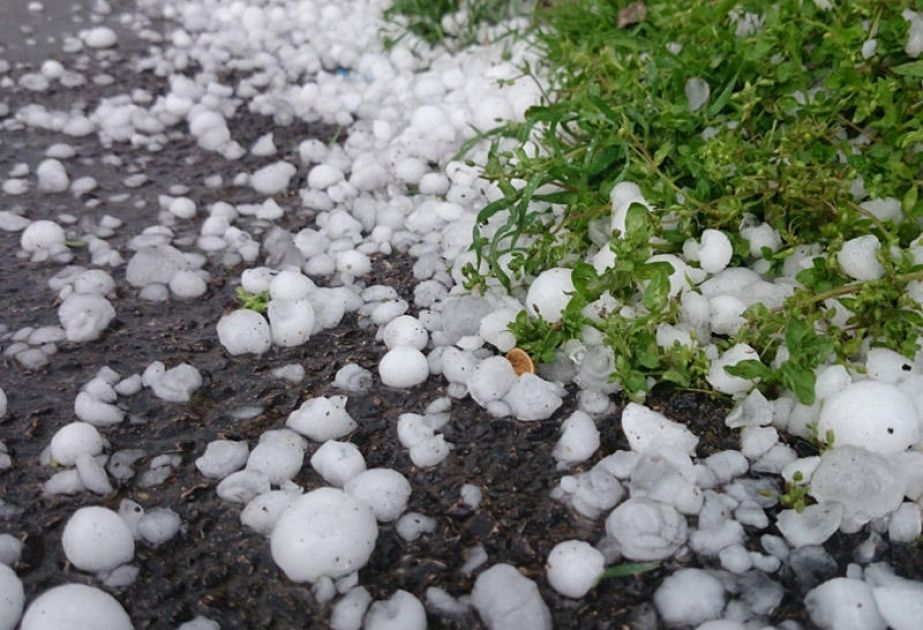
[379,347,429,388]
[250,133,276,156]
[286,396,357,442]
[0,564,23,630]
[62,506,134,572]
[216,470,271,504]
[621,402,698,455]
[814,364,851,400]
[344,468,412,522]
[73,385,120,422]
[310,441,366,487]
[272,364,305,382]
[49,421,105,466]
[837,235,884,281]
[776,503,843,548]
[195,440,249,479]
[74,270,115,296]
[610,181,652,235]
[809,446,906,529]
[504,373,564,422]
[269,270,315,302]
[647,254,699,296]
[471,564,552,630]
[817,381,919,454]
[241,267,275,294]
[308,164,344,190]
[478,309,517,352]
[36,159,69,192]
[0,388,6,418]
[365,591,426,630]
[250,161,296,195]
[167,197,196,219]
[21,220,65,254]
[216,309,271,356]
[126,245,187,288]
[20,584,132,630]
[552,411,600,468]
[866,348,914,384]
[82,27,117,48]
[331,587,373,630]
[333,364,373,393]
[873,581,923,630]
[806,578,886,630]
[591,244,617,273]
[138,508,181,546]
[903,9,923,58]
[440,347,478,384]
[268,299,316,347]
[707,344,760,395]
[467,356,517,406]
[460,484,483,509]
[75,453,113,495]
[178,616,221,630]
[887,502,922,543]
[58,293,115,342]
[525,267,574,324]
[474,96,513,130]
[605,497,688,561]
[336,250,372,276]
[246,440,304,485]
[147,363,202,403]
[241,490,300,535]
[270,488,378,583]
[0,534,22,566]
[409,435,452,468]
[685,77,711,112]
[395,512,437,542]
[698,229,733,274]
[546,540,605,599]
[382,315,428,350]
[169,271,207,299]
[654,569,726,627]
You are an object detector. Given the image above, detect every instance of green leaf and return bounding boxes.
[724,359,772,381]
[600,562,660,579]
[891,60,923,78]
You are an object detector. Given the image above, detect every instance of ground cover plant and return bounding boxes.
[461,0,923,404]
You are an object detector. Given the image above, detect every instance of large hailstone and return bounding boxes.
[525,268,574,324]
[379,347,429,388]
[268,299,315,347]
[806,578,886,630]
[654,568,726,627]
[707,344,760,395]
[344,468,412,522]
[809,446,906,529]
[20,584,133,630]
[0,564,23,630]
[62,506,135,572]
[49,421,106,466]
[605,497,688,561]
[817,380,920,453]
[58,293,115,342]
[286,396,357,442]
[546,540,605,598]
[216,309,271,355]
[270,488,378,583]
[471,564,552,630]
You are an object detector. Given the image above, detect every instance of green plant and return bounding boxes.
[382,0,529,48]
[459,0,923,402]
[778,470,813,513]
[599,561,660,580]
[235,287,270,313]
